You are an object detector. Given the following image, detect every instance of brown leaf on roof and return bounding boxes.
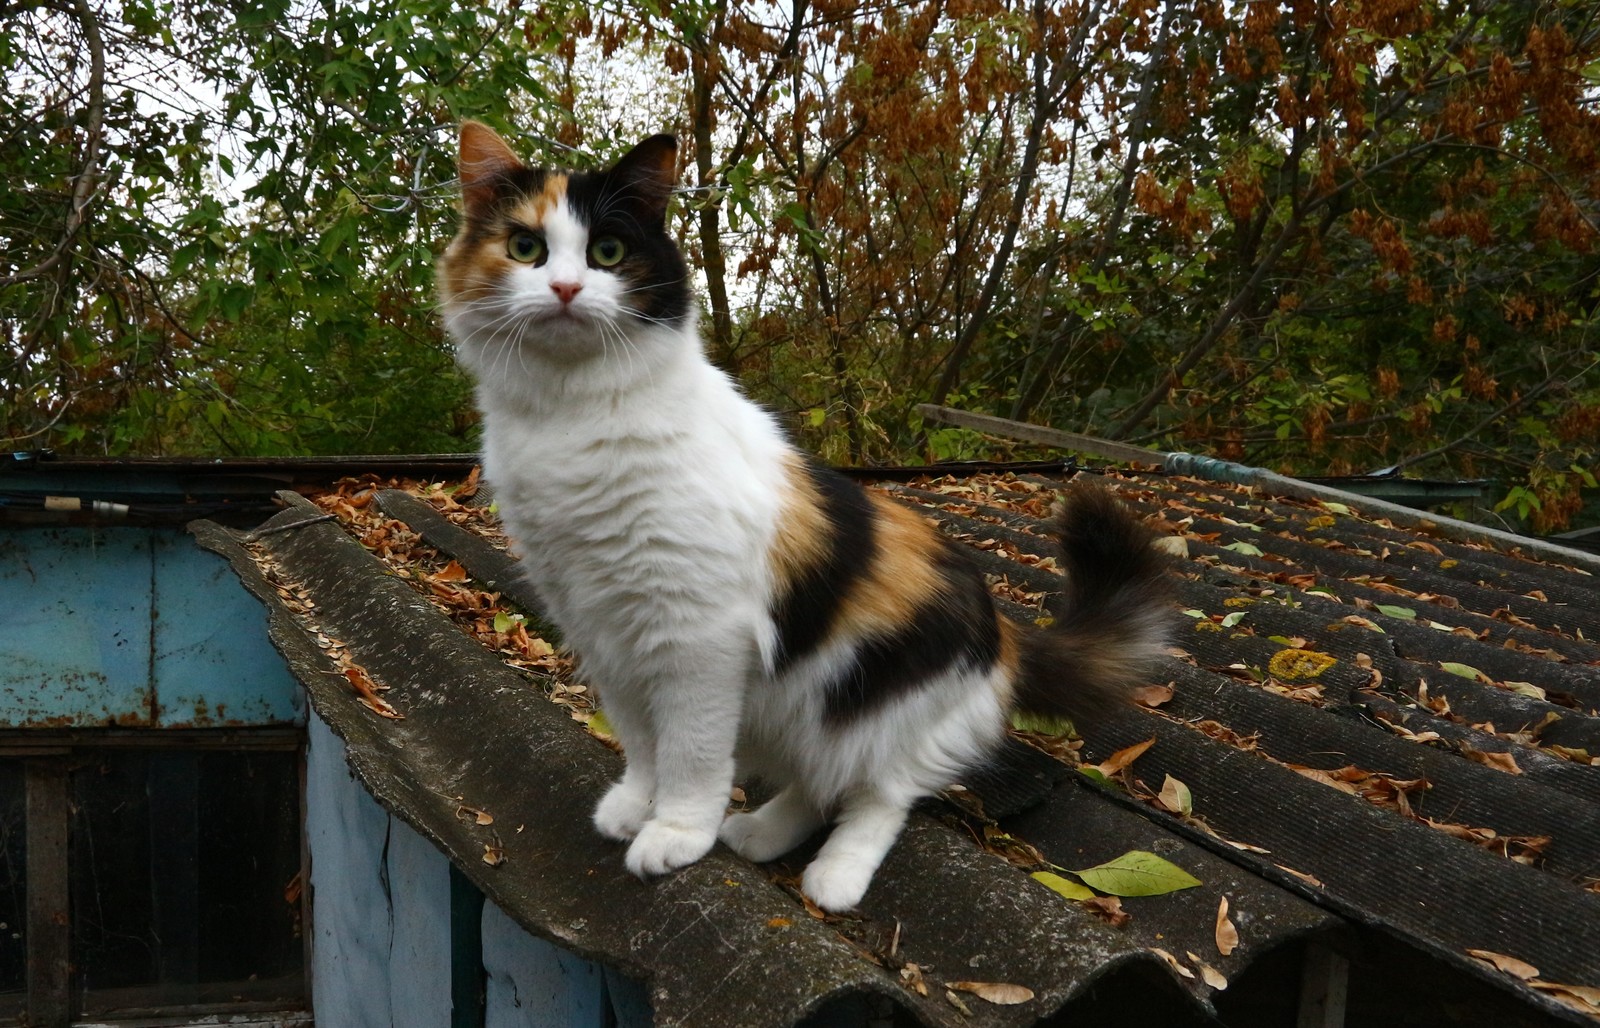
[1081,895,1130,926]
[1133,683,1175,708]
[1191,720,1261,751]
[1194,958,1229,991]
[1150,947,1196,980]
[1215,896,1240,957]
[1461,747,1524,775]
[946,981,1036,1006]
[343,666,402,719]
[1095,737,1156,776]
[1528,981,1600,1017]
[1274,864,1325,888]
[1468,949,1541,981]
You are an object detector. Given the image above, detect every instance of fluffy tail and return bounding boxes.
[1012,480,1173,726]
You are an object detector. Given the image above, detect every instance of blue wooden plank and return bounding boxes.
[306,713,397,1028]
[0,528,153,726]
[151,534,303,727]
[482,901,609,1028]
[389,814,455,1028]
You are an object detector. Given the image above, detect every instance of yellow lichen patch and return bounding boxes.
[1268,648,1338,680]
[1440,559,1459,569]
[1306,515,1336,529]
[1223,597,1256,608]
[1194,620,1223,633]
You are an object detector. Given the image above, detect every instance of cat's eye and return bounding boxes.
[507,231,546,264]
[589,236,626,267]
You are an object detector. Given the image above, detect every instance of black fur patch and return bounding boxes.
[821,542,1002,724]
[564,169,691,327]
[1012,481,1173,726]
[770,462,878,675]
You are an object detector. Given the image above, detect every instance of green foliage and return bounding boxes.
[2,0,555,454]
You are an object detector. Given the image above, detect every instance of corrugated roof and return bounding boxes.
[186,459,1600,1026]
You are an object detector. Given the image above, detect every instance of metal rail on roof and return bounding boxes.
[917,404,1600,575]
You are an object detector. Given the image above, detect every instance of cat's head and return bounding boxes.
[438,121,691,377]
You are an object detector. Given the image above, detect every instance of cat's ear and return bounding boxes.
[611,135,678,222]
[458,121,523,218]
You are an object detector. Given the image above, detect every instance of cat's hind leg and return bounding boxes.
[800,788,911,913]
[719,785,825,863]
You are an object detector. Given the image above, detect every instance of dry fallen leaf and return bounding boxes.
[1157,774,1193,815]
[1080,895,1130,927]
[1462,747,1523,775]
[946,982,1036,1006]
[1096,737,1156,776]
[482,843,506,867]
[1275,863,1325,888]
[1215,896,1239,956]
[1151,534,1190,558]
[1197,960,1229,991]
[432,559,469,582]
[1467,949,1540,981]
[944,990,974,1017]
[456,805,494,826]
[1133,683,1176,708]
[342,666,402,719]
[1529,981,1600,1012]
[1150,947,1196,980]
[899,963,929,997]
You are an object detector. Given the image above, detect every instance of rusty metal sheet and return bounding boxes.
[0,529,154,727]
[0,527,302,728]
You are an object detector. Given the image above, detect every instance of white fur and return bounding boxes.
[446,197,1007,911]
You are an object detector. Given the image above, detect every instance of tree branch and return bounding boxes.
[0,0,105,290]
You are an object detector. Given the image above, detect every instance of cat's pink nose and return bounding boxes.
[551,281,582,305]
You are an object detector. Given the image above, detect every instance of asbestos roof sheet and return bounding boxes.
[188,461,1600,1027]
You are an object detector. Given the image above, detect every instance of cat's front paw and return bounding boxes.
[802,855,874,913]
[625,820,716,878]
[594,780,653,842]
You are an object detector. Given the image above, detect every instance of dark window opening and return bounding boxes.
[0,737,305,1024]
[0,763,24,1018]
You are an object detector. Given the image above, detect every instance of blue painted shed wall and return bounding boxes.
[0,527,302,727]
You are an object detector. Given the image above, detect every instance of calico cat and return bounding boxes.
[437,121,1172,912]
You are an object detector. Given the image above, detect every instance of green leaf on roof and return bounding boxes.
[1440,661,1489,682]
[1074,850,1202,897]
[1374,604,1416,619]
[1223,541,1264,557]
[1031,871,1096,901]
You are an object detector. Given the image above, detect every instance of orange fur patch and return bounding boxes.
[993,619,1022,707]
[769,453,831,597]
[439,174,570,305]
[509,173,568,227]
[836,496,945,635]
[437,237,504,304]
